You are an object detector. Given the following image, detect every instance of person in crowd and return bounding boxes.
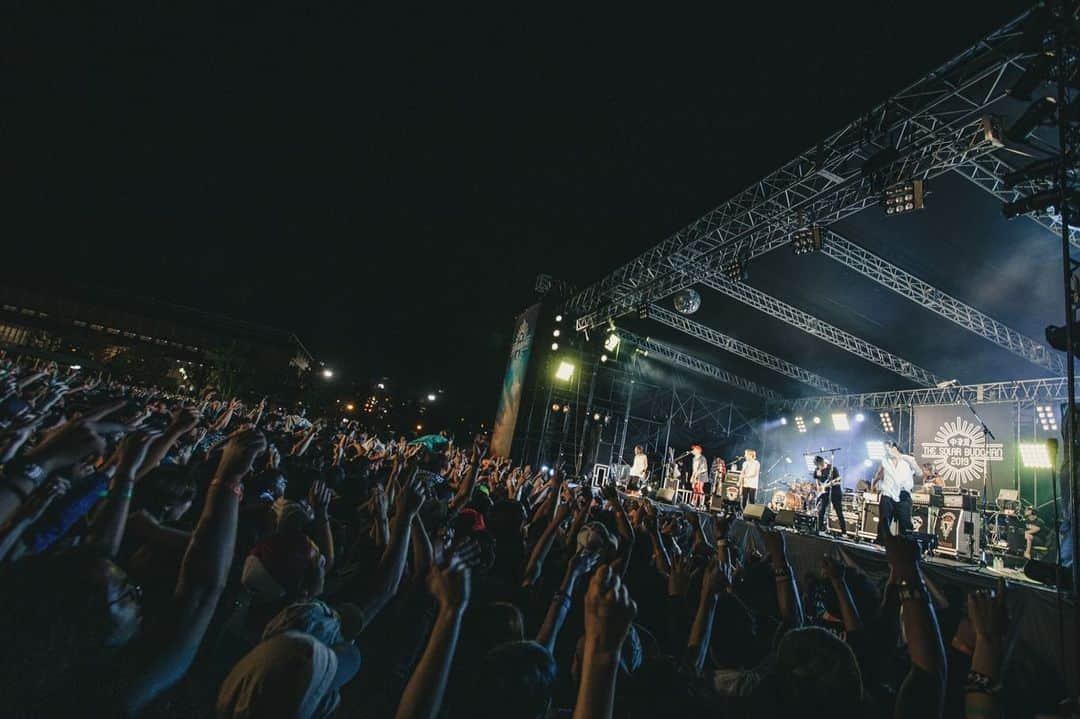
[0,356,1064,718]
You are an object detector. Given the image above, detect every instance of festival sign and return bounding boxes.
[490,304,541,458]
[912,403,1016,496]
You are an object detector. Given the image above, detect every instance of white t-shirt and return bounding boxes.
[880,455,916,501]
[630,453,648,477]
[741,458,760,489]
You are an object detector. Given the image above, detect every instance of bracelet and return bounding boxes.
[897,579,928,602]
[964,670,1001,695]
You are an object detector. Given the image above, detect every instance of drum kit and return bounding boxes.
[768,474,814,512]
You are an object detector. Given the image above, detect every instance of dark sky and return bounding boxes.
[5,2,1033,414]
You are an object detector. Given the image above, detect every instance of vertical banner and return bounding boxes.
[912,403,1017,496]
[490,303,541,458]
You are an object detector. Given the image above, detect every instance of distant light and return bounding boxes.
[70,364,82,371]
[831,413,850,431]
[345,403,355,411]
[863,459,873,467]
[377,382,386,390]
[866,440,886,460]
[541,465,549,472]
[879,411,894,433]
[551,342,559,351]
[322,368,334,379]
[785,457,792,464]
[552,403,561,412]
[604,333,620,352]
[562,405,570,413]
[593,412,601,421]
[1019,442,1054,469]
[1037,405,1059,432]
[415,424,423,431]
[555,361,575,381]
[780,417,788,425]
[855,413,865,423]
[600,354,608,362]
[548,468,556,476]
[812,416,821,425]
[794,416,807,433]
[552,329,561,337]
[427,393,437,402]
[555,315,563,323]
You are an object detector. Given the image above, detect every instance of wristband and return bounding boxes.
[897,580,927,602]
[964,670,1001,695]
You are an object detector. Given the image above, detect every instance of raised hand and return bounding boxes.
[170,407,201,434]
[27,418,109,474]
[701,554,731,598]
[308,480,333,517]
[759,527,787,567]
[368,485,390,520]
[583,564,638,652]
[217,428,268,478]
[666,553,693,597]
[16,476,70,523]
[821,554,845,582]
[968,578,1008,643]
[115,430,162,479]
[882,531,922,583]
[569,549,602,580]
[395,472,428,517]
[427,548,472,614]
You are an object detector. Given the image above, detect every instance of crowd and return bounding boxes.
[0,357,1055,718]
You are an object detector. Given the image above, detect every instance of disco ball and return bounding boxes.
[673,289,701,315]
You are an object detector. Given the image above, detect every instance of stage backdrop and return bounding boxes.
[912,403,1016,496]
[490,303,541,458]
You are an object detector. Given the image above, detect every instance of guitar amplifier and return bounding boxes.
[793,512,817,533]
[858,502,881,540]
[912,492,930,506]
[934,509,981,559]
[827,510,859,538]
[943,493,980,511]
[861,491,880,505]
[911,504,933,535]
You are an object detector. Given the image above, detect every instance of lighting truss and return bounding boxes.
[567,8,1034,332]
[646,304,848,394]
[879,412,895,432]
[883,179,925,216]
[770,376,1079,412]
[698,275,943,387]
[791,226,823,255]
[819,230,1065,374]
[617,329,781,401]
[1037,404,1059,431]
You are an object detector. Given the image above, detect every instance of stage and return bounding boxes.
[723,516,1078,709]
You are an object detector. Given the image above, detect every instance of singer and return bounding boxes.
[738,449,759,506]
[690,445,708,508]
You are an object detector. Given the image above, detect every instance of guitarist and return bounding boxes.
[814,455,846,534]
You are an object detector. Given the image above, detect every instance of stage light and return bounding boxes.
[415,424,423,431]
[723,259,747,282]
[593,412,601,421]
[791,227,823,255]
[604,333,620,352]
[551,342,559,351]
[1019,442,1053,469]
[831,413,850,431]
[541,465,549,472]
[879,412,894,433]
[812,416,821,425]
[552,403,561,412]
[321,368,334,379]
[552,329,560,337]
[863,459,873,468]
[780,417,788,425]
[1004,96,1057,142]
[794,416,807,433]
[377,382,385,389]
[855,413,865,423]
[600,354,608,362]
[70,364,82,371]
[804,455,816,471]
[562,405,570,413]
[555,314,563,323]
[785,457,792,464]
[884,180,925,216]
[866,440,886,460]
[427,393,437,402]
[1037,405,1058,432]
[549,468,556,476]
[555,361,575,381]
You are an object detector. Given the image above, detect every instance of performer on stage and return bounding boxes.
[628,445,648,494]
[690,444,708,508]
[813,455,845,534]
[711,456,727,496]
[737,449,759,506]
[875,442,917,539]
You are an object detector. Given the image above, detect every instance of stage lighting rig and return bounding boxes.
[723,259,747,282]
[883,180,925,216]
[1004,96,1058,143]
[791,227,822,255]
[603,332,620,352]
[794,416,807,433]
[1002,187,1080,219]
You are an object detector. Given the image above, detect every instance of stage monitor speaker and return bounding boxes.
[774,509,796,528]
[710,495,727,512]
[655,488,676,504]
[743,504,775,524]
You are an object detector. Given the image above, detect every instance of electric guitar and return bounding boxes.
[815,468,842,501]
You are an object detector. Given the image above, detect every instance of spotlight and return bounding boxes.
[884,180,925,216]
[377,382,386,390]
[1004,96,1057,142]
[70,364,82,371]
[785,457,792,464]
[855,413,865,423]
[555,314,563,323]
[562,404,570,413]
[322,368,335,379]
[794,416,807,433]
[592,412,601,421]
[415,424,423,431]
[1019,441,1053,469]
[866,440,886,460]
[1037,405,1059,432]
[552,329,561,337]
[427,393,437,402]
[780,417,788,425]
[604,333,620,352]
[551,342,559,351]
[812,416,821,425]
[831,413,850,431]
[555,361,575,381]
[552,403,561,412]
[541,465,549,473]
[549,468,557,476]
[345,403,355,412]
[791,227,823,255]
[600,354,608,362]
[723,259,747,282]
[879,412,894,433]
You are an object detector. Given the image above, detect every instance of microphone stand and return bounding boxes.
[960,397,995,515]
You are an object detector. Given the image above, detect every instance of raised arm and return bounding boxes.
[761,528,803,627]
[135,407,201,480]
[821,555,862,633]
[87,430,160,558]
[572,565,638,719]
[687,554,729,675]
[965,579,1007,719]
[522,485,571,587]
[535,550,600,651]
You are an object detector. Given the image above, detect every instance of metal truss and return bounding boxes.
[771,376,1076,412]
[697,276,943,387]
[570,10,1034,331]
[820,230,1065,374]
[646,304,849,394]
[952,154,1080,249]
[617,329,781,401]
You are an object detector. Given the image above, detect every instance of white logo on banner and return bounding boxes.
[919,416,1004,488]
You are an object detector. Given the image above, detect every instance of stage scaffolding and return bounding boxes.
[514,350,759,477]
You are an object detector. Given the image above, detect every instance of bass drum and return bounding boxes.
[784,491,804,511]
[769,490,787,511]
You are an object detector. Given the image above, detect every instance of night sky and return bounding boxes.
[6,2,1033,415]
